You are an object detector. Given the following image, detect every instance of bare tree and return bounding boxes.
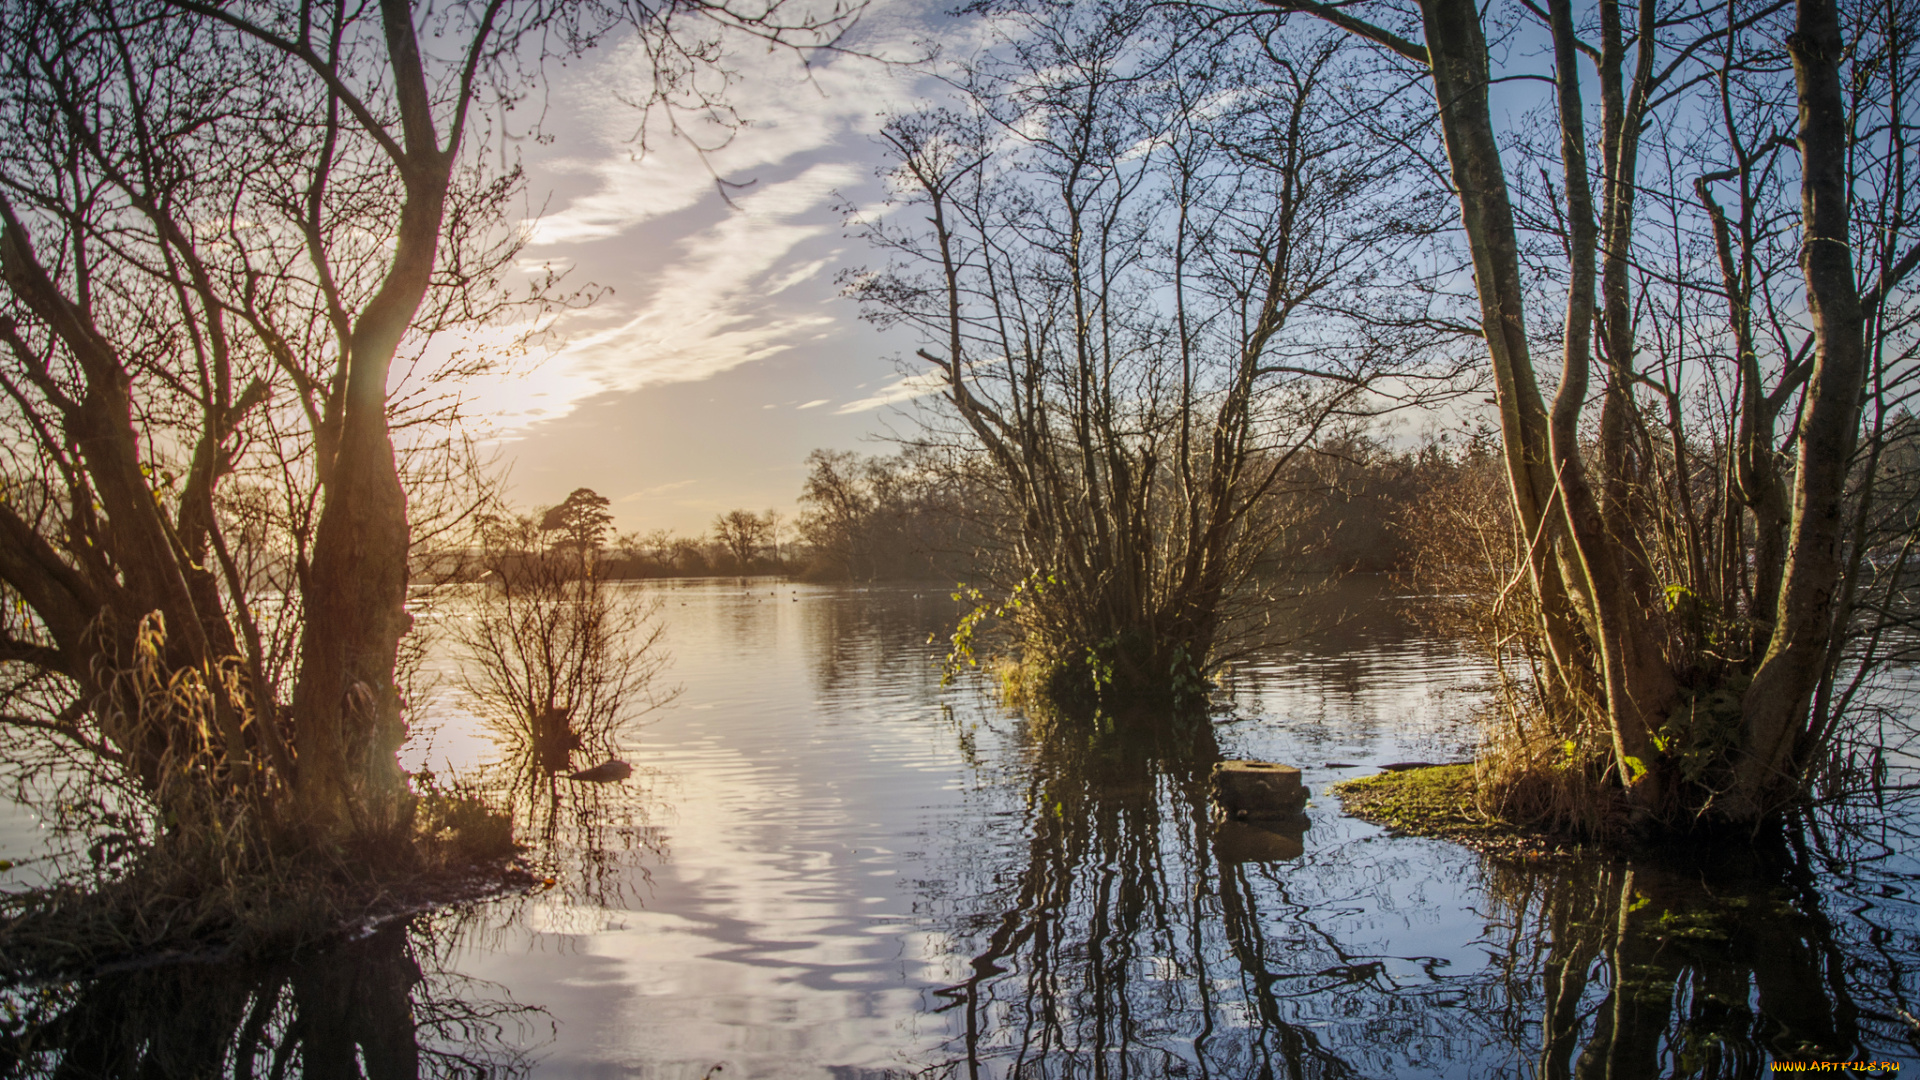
[797,450,880,580]
[1268,0,1920,826]
[0,0,856,870]
[453,513,673,774]
[795,446,973,580]
[712,509,775,572]
[848,0,1465,717]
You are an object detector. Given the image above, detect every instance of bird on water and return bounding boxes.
[567,760,633,783]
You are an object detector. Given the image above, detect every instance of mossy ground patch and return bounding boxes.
[1332,764,1577,858]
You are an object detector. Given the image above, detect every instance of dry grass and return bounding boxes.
[1469,691,1628,842]
[1393,445,1628,844]
[0,606,531,982]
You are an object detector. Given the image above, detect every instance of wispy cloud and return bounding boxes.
[470,34,929,438]
[619,479,699,502]
[524,33,897,248]
[834,353,1011,413]
[834,369,951,413]
[464,6,971,449]
[537,161,858,390]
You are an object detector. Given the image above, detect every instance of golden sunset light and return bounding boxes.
[0,0,1916,1074]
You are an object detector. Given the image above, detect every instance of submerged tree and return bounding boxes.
[1257,0,1920,828]
[848,0,1467,718]
[0,0,853,886]
[453,510,673,775]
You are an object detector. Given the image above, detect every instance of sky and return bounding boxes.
[453,2,951,537]
[446,0,1550,539]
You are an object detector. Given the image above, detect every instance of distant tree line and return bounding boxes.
[602,514,790,578]
[780,434,1508,583]
[493,425,1557,596]
[790,448,981,581]
[463,489,795,579]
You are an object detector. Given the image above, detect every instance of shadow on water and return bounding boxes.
[920,713,1920,1078]
[0,917,549,1079]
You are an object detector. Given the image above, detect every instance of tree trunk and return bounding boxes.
[1731,0,1869,819]
[289,1,454,843]
[1417,0,1600,714]
[1545,0,1676,799]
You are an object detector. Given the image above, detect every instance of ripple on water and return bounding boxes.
[6,578,1914,1078]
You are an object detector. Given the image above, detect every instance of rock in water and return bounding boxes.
[567,760,633,783]
[1211,760,1307,819]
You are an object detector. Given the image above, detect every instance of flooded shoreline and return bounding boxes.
[4,578,1915,1077]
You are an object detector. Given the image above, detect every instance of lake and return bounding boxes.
[4,578,1917,1078]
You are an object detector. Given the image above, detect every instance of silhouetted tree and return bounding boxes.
[540,489,615,555]
[712,510,775,572]
[454,512,671,776]
[0,0,858,873]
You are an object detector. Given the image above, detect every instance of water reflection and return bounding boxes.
[928,722,1372,1078]
[16,582,1901,1076]
[1484,842,1920,1077]
[924,712,1918,1078]
[481,753,665,916]
[0,918,547,1078]
[461,585,670,918]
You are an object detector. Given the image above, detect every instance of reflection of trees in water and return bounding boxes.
[923,723,1375,1078]
[0,918,548,1078]
[802,589,950,704]
[477,751,665,919]
[922,720,1914,1078]
[458,612,669,920]
[1481,836,1920,1078]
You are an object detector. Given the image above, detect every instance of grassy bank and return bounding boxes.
[1332,765,1580,859]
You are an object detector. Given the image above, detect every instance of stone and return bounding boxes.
[1211,760,1307,819]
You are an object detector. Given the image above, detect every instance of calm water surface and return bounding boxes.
[7,578,1919,1078]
